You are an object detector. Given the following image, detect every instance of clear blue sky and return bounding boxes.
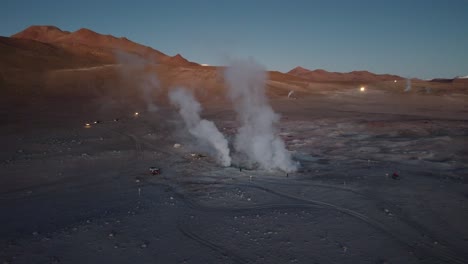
[2,0,467,79]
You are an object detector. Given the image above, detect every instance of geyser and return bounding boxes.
[404,78,412,92]
[169,87,231,166]
[224,58,298,172]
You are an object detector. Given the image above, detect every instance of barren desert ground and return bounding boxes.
[1,76,467,264]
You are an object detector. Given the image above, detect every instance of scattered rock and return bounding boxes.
[140,241,149,248]
[383,208,393,216]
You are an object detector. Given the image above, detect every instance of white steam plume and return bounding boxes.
[169,87,231,166]
[404,78,412,92]
[224,58,298,172]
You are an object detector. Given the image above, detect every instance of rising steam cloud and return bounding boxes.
[224,58,298,172]
[169,87,231,166]
[115,51,159,112]
[404,78,412,92]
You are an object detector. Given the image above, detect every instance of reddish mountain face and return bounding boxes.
[11,25,70,43]
[288,66,403,82]
[9,25,199,67]
[287,66,311,76]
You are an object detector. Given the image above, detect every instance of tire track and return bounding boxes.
[177,220,250,264]
[150,179,467,264]
[243,181,467,264]
[256,178,468,260]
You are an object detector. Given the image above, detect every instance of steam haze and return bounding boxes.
[115,51,159,112]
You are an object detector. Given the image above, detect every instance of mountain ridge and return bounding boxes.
[287,66,403,82]
[9,25,198,67]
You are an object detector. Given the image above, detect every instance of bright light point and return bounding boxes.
[394,80,397,83]
[134,112,139,116]
[84,123,91,128]
[360,86,366,92]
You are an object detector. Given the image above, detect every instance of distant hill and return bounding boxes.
[11,25,69,43]
[1,25,319,101]
[287,66,403,82]
[5,25,198,69]
[430,75,468,84]
[2,25,465,104]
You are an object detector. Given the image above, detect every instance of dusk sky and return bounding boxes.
[2,0,467,79]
